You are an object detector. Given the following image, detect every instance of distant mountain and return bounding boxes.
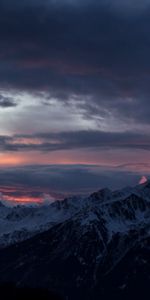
[0,181,150,299]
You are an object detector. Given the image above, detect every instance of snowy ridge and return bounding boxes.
[0,180,150,248]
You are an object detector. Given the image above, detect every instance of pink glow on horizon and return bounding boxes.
[0,149,150,173]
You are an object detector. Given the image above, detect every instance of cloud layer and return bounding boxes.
[0,130,150,152]
[0,164,146,198]
[0,0,149,195]
[0,0,150,127]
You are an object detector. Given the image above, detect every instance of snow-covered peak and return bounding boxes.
[139,176,148,185]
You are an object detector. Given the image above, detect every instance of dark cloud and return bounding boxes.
[0,1,149,124]
[0,95,17,108]
[0,130,150,152]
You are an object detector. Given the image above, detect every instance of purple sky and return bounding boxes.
[0,0,150,202]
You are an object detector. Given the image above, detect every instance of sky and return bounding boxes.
[0,0,150,203]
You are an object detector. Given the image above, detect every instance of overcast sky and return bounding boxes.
[0,0,150,201]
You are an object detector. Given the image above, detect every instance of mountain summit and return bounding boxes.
[139,175,148,185]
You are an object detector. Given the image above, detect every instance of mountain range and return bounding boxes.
[0,180,150,299]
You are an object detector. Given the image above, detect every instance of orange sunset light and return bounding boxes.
[3,195,43,204]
